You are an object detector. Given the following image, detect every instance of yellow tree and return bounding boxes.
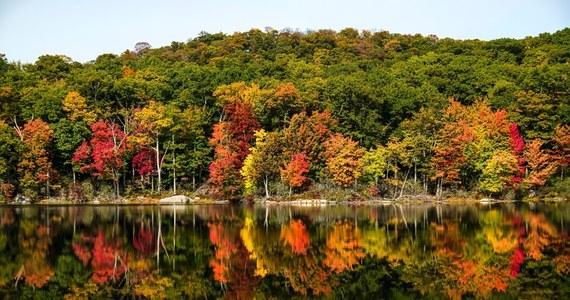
[132,100,172,193]
[479,150,518,194]
[241,129,282,197]
[362,145,389,187]
[62,91,97,125]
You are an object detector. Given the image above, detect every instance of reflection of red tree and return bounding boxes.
[133,226,155,257]
[208,221,259,299]
[92,231,125,284]
[510,248,524,277]
[72,233,93,265]
[71,230,126,284]
[509,213,526,277]
[280,219,310,255]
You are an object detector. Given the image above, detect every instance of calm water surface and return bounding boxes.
[0,203,568,299]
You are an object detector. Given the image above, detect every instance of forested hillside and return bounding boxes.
[0,27,569,201]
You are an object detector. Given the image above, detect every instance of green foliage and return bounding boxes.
[1,27,569,198]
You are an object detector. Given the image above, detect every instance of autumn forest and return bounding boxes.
[0,27,569,202]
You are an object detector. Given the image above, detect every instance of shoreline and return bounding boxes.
[4,194,567,206]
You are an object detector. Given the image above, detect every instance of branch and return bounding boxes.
[11,116,23,140]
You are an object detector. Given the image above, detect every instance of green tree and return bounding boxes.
[0,120,21,200]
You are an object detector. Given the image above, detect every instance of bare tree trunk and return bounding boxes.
[156,137,161,194]
[399,168,411,198]
[46,171,50,198]
[264,175,269,198]
[172,135,177,195]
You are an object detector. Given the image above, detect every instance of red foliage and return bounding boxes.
[91,231,125,284]
[72,120,128,178]
[132,148,156,176]
[510,248,525,277]
[509,123,526,187]
[72,240,92,266]
[133,226,155,257]
[208,103,260,199]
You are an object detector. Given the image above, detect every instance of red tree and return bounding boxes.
[208,103,260,199]
[72,120,128,198]
[281,152,310,196]
[509,123,526,187]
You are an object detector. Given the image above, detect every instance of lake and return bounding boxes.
[0,203,568,299]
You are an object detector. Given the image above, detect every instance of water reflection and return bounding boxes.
[0,203,568,299]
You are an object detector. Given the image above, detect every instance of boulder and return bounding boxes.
[159,195,192,204]
[14,194,31,204]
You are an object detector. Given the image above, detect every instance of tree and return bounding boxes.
[552,124,570,178]
[509,90,559,140]
[132,148,156,189]
[283,110,337,177]
[479,150,518,194]
[362,145,389,187]
[167,104,211,192]
[509,123,526,187]
[523,139,557,190]
[17,119,57,198]
[72,120,129,198]
[62,91,97,125]
[241,129,282,197]
[0,120,21,200]
[134,42,152,55]
[281,153,310,196]
[208,102,260,199]
[131,100,172,193]
[323,133,365,187]
[52,119,90,183]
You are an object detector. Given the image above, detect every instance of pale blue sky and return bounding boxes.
[1,0,568,63]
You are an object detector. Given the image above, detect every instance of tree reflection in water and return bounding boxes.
[0,203,568,299]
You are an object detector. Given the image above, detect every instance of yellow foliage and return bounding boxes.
[63,91,97,125]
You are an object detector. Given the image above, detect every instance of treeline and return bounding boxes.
[0,27,568,201]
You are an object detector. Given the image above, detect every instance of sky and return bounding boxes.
[1,0,569,63]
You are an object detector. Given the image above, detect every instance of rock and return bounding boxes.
[14,194,31,204]
[159,195,192,204]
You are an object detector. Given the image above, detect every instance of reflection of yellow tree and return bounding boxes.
[134,274,174,299]
[482,210,517,254]
[17,221,54,288]
[240,217,337,296]
[524,212,558,260]
[361,226,419,265]
[324,221,364,273]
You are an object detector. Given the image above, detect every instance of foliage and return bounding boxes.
[0,27,569,197]
[524,139,557,189]
[280,153,310,194]
[17,119,57,198]
[72,120,128,197]
[323,133,365,187]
